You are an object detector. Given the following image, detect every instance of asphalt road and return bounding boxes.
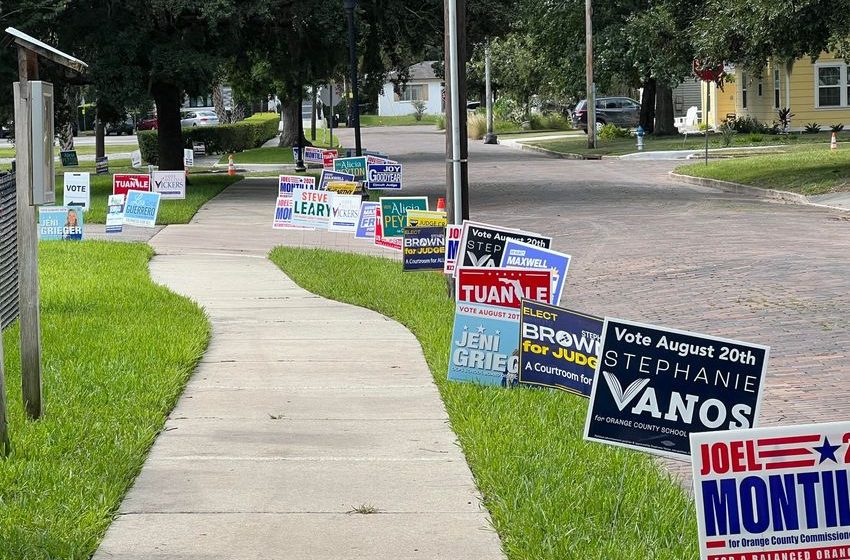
[339,125,850,480]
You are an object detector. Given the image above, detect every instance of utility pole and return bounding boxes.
[444,0,469,225]
[295,91,306,172]
[483,38,497,145]
[344,0,363,156]
[585,0,597,149]
[328,81,334,148]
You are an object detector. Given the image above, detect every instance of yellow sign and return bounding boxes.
[326,181,359,195]
[406,210,447,228]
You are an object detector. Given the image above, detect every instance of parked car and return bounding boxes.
[137,114,158,131]
[106,116,134,135]
[181,110,218,127]
[572,96,641,133]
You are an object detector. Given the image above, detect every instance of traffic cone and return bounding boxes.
[437,197,446,212]
[831,132,838,150]
[228,154,236,176]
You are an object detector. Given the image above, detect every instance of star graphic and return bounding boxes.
[495,330,501,335]
[476,326,486,333]
[813,437,841,464]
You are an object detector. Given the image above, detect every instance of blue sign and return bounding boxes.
[447,301,521,387]
[38,207,84,240]
[584,318,769,459]
[319,169,356,190]
[123,190,162,228]
[367,163,403,190]
[519,301,602,396]
[402,226,445,271]
[355,202,379,239]
[500,240,571,305]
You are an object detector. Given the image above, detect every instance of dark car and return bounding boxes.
[573,96,641,133]
[136,114,158,131]
[106,117,135,135]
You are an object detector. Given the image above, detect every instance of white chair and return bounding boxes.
[674,106,703,145]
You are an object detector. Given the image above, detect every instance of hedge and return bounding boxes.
[138,112,279,164]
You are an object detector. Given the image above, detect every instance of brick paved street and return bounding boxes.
[344,125,850,481]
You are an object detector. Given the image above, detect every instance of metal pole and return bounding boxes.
[344,0,362,156]
[329,81,334,148]
[484,39,497,145]
[447,0,463,225]
[295,91,306,172]
[585,0,596,149]
[15,47,43,420]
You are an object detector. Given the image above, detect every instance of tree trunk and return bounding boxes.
[654,83,676,136]
[57,85,78,151]
[95,109,105,160]
[152,82,184,171]
[212,83,228,124]
[639,78,656,133]
[279,99,301,146]
[232,101,246,122]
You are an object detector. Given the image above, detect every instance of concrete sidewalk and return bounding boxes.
[92,177,504,559]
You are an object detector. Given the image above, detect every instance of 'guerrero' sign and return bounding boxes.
[456,268,552,310]
[584,318,769,459]
[691,421,850,560]
[456,221,552,272]
[519,301,602,396]
[123,191,161,228]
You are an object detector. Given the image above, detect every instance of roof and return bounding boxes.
[389,61,440,82]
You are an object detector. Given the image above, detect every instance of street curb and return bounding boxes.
[513,142,617,160]
[669,172,849,212]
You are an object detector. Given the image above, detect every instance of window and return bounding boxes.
[773,69,781,108]
[398,84,428,102]
[741,72,748,109]
[817,65,842,107]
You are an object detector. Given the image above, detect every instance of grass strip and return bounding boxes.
[0,144,137,159]
[675,145,850,195]
[0,241,210,559]
[269,247,698,560]
[55,172,242,224]
[359,114,439,127]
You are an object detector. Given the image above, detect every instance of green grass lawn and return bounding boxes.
[0,143,137,159]
[223,130,342,164]
[0,242,209,559]
[55,172,241,224]
[359,114,439,127]
[530,130,847,157]
[675,145,850,195]
[269,247,697,560]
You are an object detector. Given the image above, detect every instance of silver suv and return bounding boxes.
[573,97,641,132]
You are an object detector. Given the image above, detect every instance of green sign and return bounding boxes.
[379,196,428,238]
[333,156,367,179]
[60,150,79,167]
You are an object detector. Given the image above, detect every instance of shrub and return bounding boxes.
[598,123,630,141]
[803,122,821,134]
[411,100,427,122]
[776,107,794,132]
[733,117,770,134]
[138,112,279,164]
[831,124,845,133]
[493,97,523,123]
[435,114,446,131]
[719,122,736,147]
[467,112,487,140]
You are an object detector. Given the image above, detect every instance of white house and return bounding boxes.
[378,61,444,117]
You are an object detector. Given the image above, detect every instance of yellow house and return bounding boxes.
[701,54,850,130]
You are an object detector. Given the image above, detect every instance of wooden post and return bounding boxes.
[15,46,43,420]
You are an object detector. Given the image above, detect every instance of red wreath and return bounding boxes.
[693,59,726,91]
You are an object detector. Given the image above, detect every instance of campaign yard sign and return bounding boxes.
[407,210,447,228]
[380,196,428,238]
[329,194,361,233]
[113,174,150,197]
[448,302,522,387]
[584,318,769,460]
[367,162,403,190]
[105,194,125,234]
[152,170,186,200]
[519,301,602,396]
[444,225,463,275]
[123,190,161,228]
[374,206,402,251]
[291,188,331,229]
[183,148,194,168]
[319,169,355,190]
[403,227,446,271]
[279,175,316,195]
[60,150,78,167]
[691,421,850,560]
[298,146,325,165]
[326,181,359,195]
[63,172,91,209]
[38,207,84,240]
[456,268,552,310]
[130,150,142,168]
[333,156,367,179]
[355,201,379,239]
[457,221,552,272]
[322,149,338,169]
[273,196,304,229]
[96,156,109,175]
[501,240,571,305]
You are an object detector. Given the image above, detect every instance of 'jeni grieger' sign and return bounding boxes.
[584,318,769,460]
